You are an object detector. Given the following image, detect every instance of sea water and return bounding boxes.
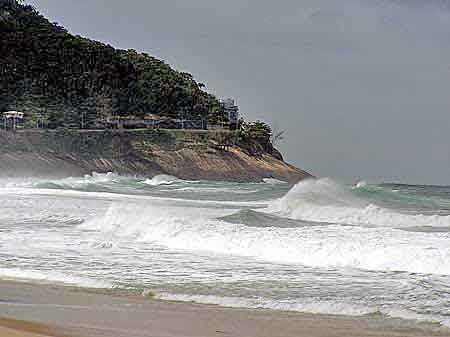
[0,174,449,326]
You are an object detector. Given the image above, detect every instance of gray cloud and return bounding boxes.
[28,0,450,184]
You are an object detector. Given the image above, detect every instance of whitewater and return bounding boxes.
[1,174,450,327]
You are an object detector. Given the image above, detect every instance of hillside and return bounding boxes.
[0,0,221,127]
[0,0,313,182]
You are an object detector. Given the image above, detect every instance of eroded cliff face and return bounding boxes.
[0,130,312,182]
[129,145,310,182]
[0,1,313,182]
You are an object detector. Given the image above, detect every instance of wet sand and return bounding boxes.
[0,318,64,337]
[0,280,449,337]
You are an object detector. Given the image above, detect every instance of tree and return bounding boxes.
[270,127,286,146]
[0,2,220,129]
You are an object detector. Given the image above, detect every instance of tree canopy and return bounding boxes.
[0,0,220,128]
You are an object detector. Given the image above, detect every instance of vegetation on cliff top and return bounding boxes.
[0,0,222,128]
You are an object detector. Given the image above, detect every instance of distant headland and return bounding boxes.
[0,0,312,182]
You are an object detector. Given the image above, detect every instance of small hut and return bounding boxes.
[2,111,24,130]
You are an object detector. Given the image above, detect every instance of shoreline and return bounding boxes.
[1,280,449,337]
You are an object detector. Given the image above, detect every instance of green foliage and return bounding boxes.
[40,129,114,158]
[135,129,177,147]
[239,120,272,140]
[235,120,274,154]
[0,1,220,128]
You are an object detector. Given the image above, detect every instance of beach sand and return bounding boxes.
[0,317,64,337]
[0,280,449,337]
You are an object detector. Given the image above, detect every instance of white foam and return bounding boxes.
[35,172,124,189]
[169,186,259,194]
[352,180,368,189]
[0,268,112,289]
[0,178,36,188]
[155,292,449,326]
[268,178,450,228]
[262,178,288,185]
[142,174,182,186]
[156,292,376,315]
[84,203,450,275]
[0,186,265,208]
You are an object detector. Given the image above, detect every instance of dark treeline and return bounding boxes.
[0,0,222,128]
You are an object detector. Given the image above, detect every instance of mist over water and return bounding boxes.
[23,0,450,183]
[4,0,450,328]
[1,173,450,326]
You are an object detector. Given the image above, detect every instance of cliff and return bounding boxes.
[0,0,313,182]
[0,130,312,182]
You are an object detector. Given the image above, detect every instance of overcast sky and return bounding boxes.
[27,0,450,185]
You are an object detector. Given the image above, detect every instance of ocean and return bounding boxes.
[0,173,449,326]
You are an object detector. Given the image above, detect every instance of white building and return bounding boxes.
[2,111,24,130]
[220,98,239,125]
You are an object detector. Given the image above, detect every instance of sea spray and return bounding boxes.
[142,174,182,186]
[82,202,450,275]
[33,172,128,191]
[269,178,450,228]
[2,174,450,327]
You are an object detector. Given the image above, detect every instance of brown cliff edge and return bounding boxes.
[0,130,313,182]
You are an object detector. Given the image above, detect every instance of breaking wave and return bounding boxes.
[268,178,450,228]
[3,174,450,327]
[262,178,288,185]
[33,172,127,191]
[142,174,183,186]
[82,203,450,275]
[33,172,189,191]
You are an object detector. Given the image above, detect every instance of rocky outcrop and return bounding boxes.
[0,130,312,182]
[0,147,310,182]
[0,1,313,183]
[132,146,310,182]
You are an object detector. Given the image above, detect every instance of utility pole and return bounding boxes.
[80,111,85,129]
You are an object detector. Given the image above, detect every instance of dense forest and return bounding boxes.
[0,0,223,128]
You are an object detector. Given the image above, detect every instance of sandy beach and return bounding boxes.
[0,280,449,337]
[0,317,65,337]
[3,1,450,337]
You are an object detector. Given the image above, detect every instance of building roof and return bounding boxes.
[3,111,24,119]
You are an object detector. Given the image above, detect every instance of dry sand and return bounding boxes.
[0,280,449,337]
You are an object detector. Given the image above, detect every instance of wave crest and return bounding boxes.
[82,203,450,275]
[142,174,182,186]
[33,172,125,190]
[269,178,450,228]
